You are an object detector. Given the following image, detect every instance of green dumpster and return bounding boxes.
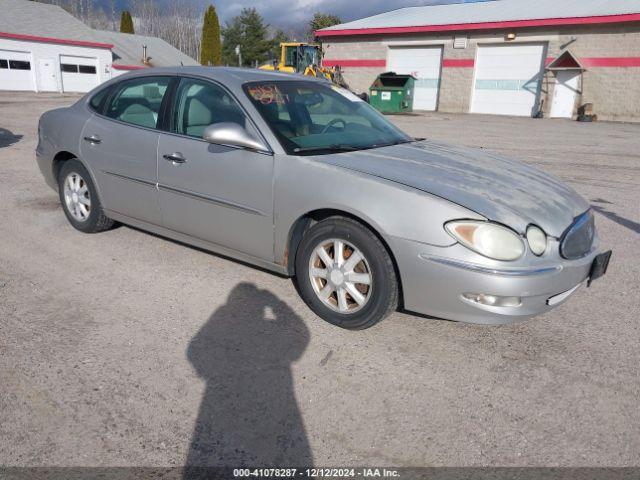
[369,72,415,114]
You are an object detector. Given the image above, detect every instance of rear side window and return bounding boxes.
[104,77,170,129]
[0,59,7,69]
[89,86,111,113]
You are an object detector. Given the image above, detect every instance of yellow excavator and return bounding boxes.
[259,42,348,88]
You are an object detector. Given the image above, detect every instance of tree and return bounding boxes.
[221,16,243,66]
[221,8,271,67]
[120,10,134,34]
[308,12,341,40]
[200,5,222,66]
[270,29,290,62]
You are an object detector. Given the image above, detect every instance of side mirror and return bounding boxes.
[202,122,268,152]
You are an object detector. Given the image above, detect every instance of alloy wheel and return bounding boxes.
[63,172,91,222]
[308,238,373,314]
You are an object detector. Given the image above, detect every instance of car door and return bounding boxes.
[157,76,275,261]
[81,76,173,226]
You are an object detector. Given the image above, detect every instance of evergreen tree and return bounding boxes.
[221,16,243,66]
[119,10,134,34]
[200,5,222,66]
[270,29,290,62]
[221,8,271,67]
[308,12,341,40]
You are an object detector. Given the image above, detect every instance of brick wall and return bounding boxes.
[322,22,640,121]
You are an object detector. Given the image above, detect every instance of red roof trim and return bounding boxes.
[442,59,474,68]
[0,31,113,49]
[322,59,386,67]
[316,13,640,37]
[324,56,640,69]
[112,64,147,70]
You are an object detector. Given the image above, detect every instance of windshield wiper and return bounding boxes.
[293,139,415,155]
[293,144,364,154]
[360,139,413,150]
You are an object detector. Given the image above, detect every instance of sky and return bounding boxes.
[207,0,491,30]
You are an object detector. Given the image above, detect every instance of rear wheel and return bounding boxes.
[295,217,398,329]
[58,159,114,233]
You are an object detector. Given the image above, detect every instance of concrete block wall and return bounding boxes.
[323,38,387,93]
[543,24,640,121]
[322,22,640,121]
[438,40,475,113]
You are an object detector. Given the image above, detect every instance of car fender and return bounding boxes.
[273,154,485,267]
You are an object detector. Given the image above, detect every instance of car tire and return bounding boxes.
[295,216,398,330]
[58,159,114,233]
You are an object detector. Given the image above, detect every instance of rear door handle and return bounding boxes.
[83,135,101,144]
[163,152,187,164]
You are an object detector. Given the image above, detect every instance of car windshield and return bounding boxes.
[243,80,413,155]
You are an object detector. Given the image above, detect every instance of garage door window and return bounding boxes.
[79,65,97,74]
[61,63,97,74]
[105,77,170,129]
[8,60,30,70]
[0,59,7,69]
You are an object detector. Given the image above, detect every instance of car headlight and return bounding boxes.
[526,225,547,256]
[445,220,525,261]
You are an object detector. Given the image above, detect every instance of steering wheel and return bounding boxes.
[321,118,347,134]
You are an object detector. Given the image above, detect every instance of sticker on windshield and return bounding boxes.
[248,85,289,105]
[331,85,365,103]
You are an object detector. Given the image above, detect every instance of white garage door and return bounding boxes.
[388,46,442,111]
[471,44,546,117]
[0,49,35,91]
[60,55,98,92]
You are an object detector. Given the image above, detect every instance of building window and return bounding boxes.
[61,64,79,73]
[9,60,31,70]
[79,65,97,74]
[0,59,8,69]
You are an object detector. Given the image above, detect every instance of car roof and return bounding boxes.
[118,66,328,85]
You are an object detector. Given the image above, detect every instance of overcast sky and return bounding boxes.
[211,0,489,29]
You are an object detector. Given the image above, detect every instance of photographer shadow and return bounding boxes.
[185,282,312,473]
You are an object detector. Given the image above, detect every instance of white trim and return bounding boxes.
[30,50,38,93]
[471,33,560,44]
[383,39,449,47]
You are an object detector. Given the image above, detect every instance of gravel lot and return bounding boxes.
[1,91,639,468]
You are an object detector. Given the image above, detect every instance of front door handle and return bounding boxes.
[163,152,187,164]
[83,135,101,144]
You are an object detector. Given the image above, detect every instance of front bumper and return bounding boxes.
[391,236,601,325]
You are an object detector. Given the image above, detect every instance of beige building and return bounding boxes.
[317,0,640,122]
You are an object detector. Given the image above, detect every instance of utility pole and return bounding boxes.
[235,44,242,67]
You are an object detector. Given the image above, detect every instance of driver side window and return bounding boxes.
[173,78,247,138]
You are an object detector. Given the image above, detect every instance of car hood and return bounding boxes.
[316,140,589,237]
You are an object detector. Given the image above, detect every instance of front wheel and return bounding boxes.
[295,217,398,330]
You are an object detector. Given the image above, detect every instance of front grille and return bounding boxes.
[560,210,595,260]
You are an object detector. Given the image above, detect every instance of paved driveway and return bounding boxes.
[0,92,638,467]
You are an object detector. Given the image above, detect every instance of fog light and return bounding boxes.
[463,293,521,307]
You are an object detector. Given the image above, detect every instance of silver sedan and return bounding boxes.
[36,67,611,329]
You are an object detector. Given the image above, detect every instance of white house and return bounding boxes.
[0,0,198,93]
